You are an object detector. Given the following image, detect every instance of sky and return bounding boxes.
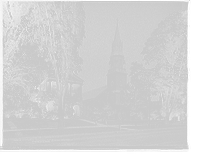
[78,1,187,93]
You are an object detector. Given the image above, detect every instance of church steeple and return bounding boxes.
[107,21,127,105]
[112,21,123,55]
[108,20,126,74]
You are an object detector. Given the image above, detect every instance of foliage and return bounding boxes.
[123,62,147,117]
[138,109,145,119]
[100,98,116,119]
[30,91,58,118]
[64,109,74,119]
[150,109,160,120]
[142,10,188,124]
[3,1,85,78]
[45,110,58,120]
[18,101,41,118]
[4,100,41,118]
[3,1,35,92]
[3,2,85,113]
[3,104,15,118]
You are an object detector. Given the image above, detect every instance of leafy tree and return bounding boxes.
[3,1,85,127]
[101,100,114,120]
[3,1,85,117]
[140,11,187,121]
[150,109,159,120]
[138,108,145,119]
[123,62,147,120]
[2,1,32,93]
[3,1,49,97]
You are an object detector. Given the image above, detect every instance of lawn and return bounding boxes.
[107,119,164,125]
[7,118,94,128]
[23,127,119,136]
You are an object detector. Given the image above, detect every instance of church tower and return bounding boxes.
[107,22,127,106]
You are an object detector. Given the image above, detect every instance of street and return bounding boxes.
[3,126,187,149]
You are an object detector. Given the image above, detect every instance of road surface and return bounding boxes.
[3,126,188,149]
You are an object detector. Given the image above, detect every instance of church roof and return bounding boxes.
[82,85,107,101]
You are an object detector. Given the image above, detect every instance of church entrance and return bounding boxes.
[73,105,80,117]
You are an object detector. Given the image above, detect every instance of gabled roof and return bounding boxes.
[82,85,107,101]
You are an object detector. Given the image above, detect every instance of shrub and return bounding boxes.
[64,109,73,119]
[13,107,25,118]
[18,101,42,118]
[45,110,58,120]
[3,105,15,118]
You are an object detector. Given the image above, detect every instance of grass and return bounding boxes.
[23,127,118,136]
[4,116,186,130]
[5,118,94,128]
[9,118,58,128]
[107,120,164,125]
[3,127,120,138]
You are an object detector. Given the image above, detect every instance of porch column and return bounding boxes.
[49,81,51,93]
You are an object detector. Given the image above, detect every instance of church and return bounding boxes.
[82,23,131,117]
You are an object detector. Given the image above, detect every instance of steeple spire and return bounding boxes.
[113,19,121,44]
[112,20,123,55]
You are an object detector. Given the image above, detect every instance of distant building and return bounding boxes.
[33,72,83,106]
[82,23,130,112]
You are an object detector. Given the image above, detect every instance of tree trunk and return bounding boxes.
[165,111,169,125]
[58,94,64,128]
[165,100,170,125]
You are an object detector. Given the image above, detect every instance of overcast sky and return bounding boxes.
[78,1,187,93]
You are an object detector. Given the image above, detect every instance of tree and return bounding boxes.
[150,109,159,120]
[123,62,147,121]
[140,11,187,121]
[3,2,85,118]
[101,99,114,120]
[138,108,145,119]
[2,1,33,92]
